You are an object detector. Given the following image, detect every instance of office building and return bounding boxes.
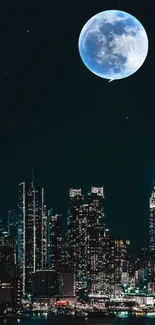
[0,277,21,308]
[18,182,46,295]
[0,218,8,237]
[139,248,149,273]
[61,233,69,270]
[46,210,63,271]
[149,184,155,281]
[8,210,18,238]
[32,270,59,298]
[87,187,106,296]
[68,188,88,300]
[60,271,74,296]
[138,268,148,292]
[149,184,155,252]
[0,236,15,279]
[128,252,138,278]
[68,187,110,300]
[113,238,129,296]
[8,209,18,265]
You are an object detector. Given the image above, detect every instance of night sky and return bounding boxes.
[0,0,154,253]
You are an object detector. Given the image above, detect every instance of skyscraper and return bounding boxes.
[0,218,8,237]
[149,184,155,252]
[113,238,128,296]
[61,233,69,270]
[0,236,15,279]
[46,209,62,271]
[68,186,131,300]
[68,187,107,300]
[8,209,18,265]
[18,182,46,295]
[149,184,155,281]
[32,270,59,298]
[68,188,87,300]
[87,187,106,295]
[8,210,18,238]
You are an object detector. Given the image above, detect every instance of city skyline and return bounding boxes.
[3,178,155,256]
[0,0,154,254]
[1,0,155,318]
[2,182,155,300]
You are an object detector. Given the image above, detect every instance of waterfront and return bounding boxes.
[0,315,155,325]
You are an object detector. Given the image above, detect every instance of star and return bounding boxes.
[9,125,13,128]
[126,116,129,120]
[27,30,30,33]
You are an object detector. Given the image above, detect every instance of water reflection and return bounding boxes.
[0,315,155,325]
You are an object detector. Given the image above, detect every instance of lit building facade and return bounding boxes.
[8,210,18,238]
[113,238,130,296]
[87,187,106,295]
[68,187,112,300]
[8,209,18,265]
[68,187,131,300]
[149,184,155,281]
[140,248,149,269]
[138,268,148,292]
[0,277,21,308]
[149,184,155,252]
[0,218,8,237]
[0,236,15,279]
[60,233,69,270]
[128,252,138,278]
[46,210,62,271]
[18,182,46,295]
[68,188,87,300]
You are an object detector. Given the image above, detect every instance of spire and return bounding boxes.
[32,165,34,184]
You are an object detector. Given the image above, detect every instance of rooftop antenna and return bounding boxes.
[32,165,35,184]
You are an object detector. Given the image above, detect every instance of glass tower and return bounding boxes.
[149,184,155,252]
[46,209,62,271]
[18,182,46,295]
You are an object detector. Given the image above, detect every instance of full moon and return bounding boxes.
[78,10,149,81]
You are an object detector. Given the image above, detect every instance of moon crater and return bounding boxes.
[78,10,149,81]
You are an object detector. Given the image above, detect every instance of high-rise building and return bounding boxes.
[149,184,155,252]
[32,270,59,298]
[18,182,46,295]
[46,209,52,268]
[60,233,69,270]
[0,236,15,279]
[68,188,88,300]
[8,210,18,265]
[68,187,109,300]
[46,210,63,271]
[140,248,149,269]
[149,184,155,281]
[8,210,18,238]
[0,218,8,237]
[113,238,129,296]
[138,268,148,292]
[68,187,130,300]
[128,252,138,278]
[87,187,106,296]
[0,277,21,308]
[60,271,75,297]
